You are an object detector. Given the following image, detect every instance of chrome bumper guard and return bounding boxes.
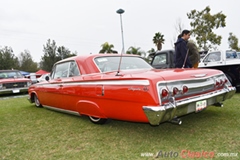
[143,87,236,125]
[0,87,29,95]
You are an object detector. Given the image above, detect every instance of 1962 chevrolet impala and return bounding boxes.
[28,54,236,125]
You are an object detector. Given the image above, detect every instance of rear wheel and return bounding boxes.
[88,116,107,124]
[34,94,42,108]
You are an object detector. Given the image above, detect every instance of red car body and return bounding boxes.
[28,54,236,125]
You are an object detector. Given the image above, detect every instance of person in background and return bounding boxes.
[187,41,200,68]
[174,30,192,68]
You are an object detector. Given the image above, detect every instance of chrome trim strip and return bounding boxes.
[0,87,29,95]
[191,74,207,78]
[43,105,80,116]
[0,87,29,91]
[69,80,150,85]
[40,80,150,86]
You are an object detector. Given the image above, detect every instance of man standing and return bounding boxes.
[174,30,192,68]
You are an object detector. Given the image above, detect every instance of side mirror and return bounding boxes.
[45,76,50,81]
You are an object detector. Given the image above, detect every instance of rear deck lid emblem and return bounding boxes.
[191,74,207,78]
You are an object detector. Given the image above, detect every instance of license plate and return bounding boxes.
[196,100,207,112]
[12,89,20,93]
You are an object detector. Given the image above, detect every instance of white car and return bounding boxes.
[29,73,38,84]
[199,50,240,89]
[37,73,49,83]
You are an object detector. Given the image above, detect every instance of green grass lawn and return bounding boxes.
[0,94,239,160]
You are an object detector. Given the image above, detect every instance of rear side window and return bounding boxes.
[52,61,80,79]
[226,51,237,59]
[204,52,221,62]
[152,53,167,65]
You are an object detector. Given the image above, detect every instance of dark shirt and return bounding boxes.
[174,38,192,68]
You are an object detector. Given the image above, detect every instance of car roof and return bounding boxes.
[55,54,140,64]
[156,49,174,53]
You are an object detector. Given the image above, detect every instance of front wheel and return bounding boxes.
[88,116,107,124]
[34,94,42,108]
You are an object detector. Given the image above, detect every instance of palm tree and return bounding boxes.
[147,48,156,60]
[126,46,145,56]
[99,42,116,53]
[147,48,156,54]
[153,32,165,51]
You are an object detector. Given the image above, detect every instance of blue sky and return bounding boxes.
[0,0,239,62]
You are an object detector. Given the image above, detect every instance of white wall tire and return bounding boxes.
[88,116,107,124]
[34,94,42,108]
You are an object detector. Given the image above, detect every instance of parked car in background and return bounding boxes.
[37,73,50,83]
[149,50,175,69]
[0,70,32,95]
[237,52,240,58]
[28,54,235,126]
[150,49,240,90]
[199,50,240,90]
[29,73,38,84]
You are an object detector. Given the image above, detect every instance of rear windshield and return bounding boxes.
[94,56,152,72]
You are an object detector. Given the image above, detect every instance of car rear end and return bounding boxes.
[143,69,236,125]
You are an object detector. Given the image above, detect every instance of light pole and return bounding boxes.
[116,8,125,54]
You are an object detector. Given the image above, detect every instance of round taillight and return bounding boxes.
[161,89,168,97]
[215,80,220,87]
[173,87,179,95]
[182,86,188,93]
[224,78,228,84]
[219,79,223,85]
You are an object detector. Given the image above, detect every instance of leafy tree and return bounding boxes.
[143,48,156,63]
[0,46,19,70]
[126,46,145,56]
[40,39,77,72]
[228,33,240,51]
[40,39,58,72]
[18,50,38,72]
[144,48,158,63]
[187,6,226,51]
[99,42,117,53]
[57,46,77,60]
[148,48,156,54]
[153,32,165,51]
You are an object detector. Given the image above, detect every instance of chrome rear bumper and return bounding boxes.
[143,87,236,125]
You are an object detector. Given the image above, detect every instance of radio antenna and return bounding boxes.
[116,8,125,76]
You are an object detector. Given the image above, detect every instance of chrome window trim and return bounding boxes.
[43,105,80,116]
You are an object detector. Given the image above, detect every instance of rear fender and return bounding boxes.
[76,100,107,118]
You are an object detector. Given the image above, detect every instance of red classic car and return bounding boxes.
[28,54,236,125]
[0,70,32,95]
